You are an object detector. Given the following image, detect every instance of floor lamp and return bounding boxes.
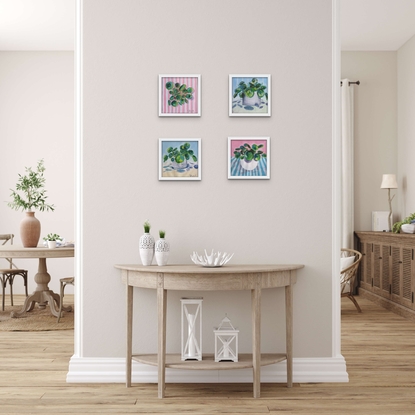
[380,174,398,232]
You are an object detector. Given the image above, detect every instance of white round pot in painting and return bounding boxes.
[242,92,262,107]
[240,158,258,171]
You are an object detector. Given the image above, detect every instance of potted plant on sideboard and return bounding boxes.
[7,159,55,247]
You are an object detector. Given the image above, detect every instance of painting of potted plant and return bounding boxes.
[159,139,201,180]
[228,137,270,179]
[159,75,201,116]
[229,74,271,117]
[7,159,55,247]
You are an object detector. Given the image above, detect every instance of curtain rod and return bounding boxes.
[340,80,360,86]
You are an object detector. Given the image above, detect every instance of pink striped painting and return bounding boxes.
[159,75,200,116]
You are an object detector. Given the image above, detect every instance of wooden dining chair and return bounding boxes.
[0,234,29,311]
[340,248,363,312]
[58,276,74,322]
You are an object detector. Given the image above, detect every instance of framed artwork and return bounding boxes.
[228,137,270,179]
[229,74,271,117]
[159,75,201,116]
[159,139,201,181]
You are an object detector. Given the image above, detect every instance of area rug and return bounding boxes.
[0,305,74,331]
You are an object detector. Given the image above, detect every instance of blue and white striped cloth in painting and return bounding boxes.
[230,158,267,177]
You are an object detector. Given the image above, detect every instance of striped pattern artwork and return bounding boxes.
[230,157,268,177]
[160,75,200,115]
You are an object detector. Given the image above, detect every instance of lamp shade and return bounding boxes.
[380,174,398,189]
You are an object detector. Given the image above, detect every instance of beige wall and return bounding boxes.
[398,35,415,218]
[341,52,398,232]
[80,0,335,361]
[0,51,74,294]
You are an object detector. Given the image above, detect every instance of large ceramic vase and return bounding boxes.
[20,211,41,247]
[139,232,155,266]
[155,237,170,266]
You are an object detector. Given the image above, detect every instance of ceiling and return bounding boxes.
[0,0,414,51]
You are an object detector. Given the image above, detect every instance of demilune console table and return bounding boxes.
[115,264,304,398]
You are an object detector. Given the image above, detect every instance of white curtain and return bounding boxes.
[341,79,354,249]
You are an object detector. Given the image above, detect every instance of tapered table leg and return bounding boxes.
[157,273,167,398]
[252,277,261,398]
[126,283,133,387]
[286,284,293,387]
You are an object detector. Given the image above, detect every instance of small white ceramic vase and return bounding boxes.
[155,237,170,266]
[139,233,155,266]
[47,240,57,249]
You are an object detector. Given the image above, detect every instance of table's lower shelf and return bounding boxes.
[132,353,287,370]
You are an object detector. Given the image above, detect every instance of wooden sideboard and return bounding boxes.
[355,231,415,320]
[115,264,304,399]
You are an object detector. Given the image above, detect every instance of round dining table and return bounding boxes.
[0,245,74,318]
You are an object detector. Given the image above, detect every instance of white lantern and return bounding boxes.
[214,315,239,362]
[181,298,203,361]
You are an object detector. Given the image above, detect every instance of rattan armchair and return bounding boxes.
[340,248,362,312]
[0,234,28,310]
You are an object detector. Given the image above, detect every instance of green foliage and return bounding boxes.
[143,220,151,233]
[166,81,194,107]
[233,143,267,162]
[392,212,415,233]
[7,159,55,212]
[43,233,61,242]
[159,230,166,238]
[233,78,268,101]
[163,143,198,164]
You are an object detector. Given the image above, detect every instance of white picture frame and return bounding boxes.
[159,138,202,181]
[229,74,271,117]
[228,137,270,179]
[159,74,201,117]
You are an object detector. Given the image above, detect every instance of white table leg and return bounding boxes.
[157,273,167,398]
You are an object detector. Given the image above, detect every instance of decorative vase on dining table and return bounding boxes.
[139,232,155,266]
[20,211,41,248]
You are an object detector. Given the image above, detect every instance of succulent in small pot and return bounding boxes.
[43,233,62,249]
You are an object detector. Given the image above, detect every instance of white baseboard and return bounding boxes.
[66,355,349,384]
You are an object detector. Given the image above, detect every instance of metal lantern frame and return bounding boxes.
[181,297,203,361]
[214,315,239,362]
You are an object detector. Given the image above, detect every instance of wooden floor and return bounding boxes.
[1,295,415,414]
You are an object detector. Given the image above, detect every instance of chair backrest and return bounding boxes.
[340,248,362,293]
[0,234,16,269]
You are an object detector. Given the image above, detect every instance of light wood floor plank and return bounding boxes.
[0,295,415,414]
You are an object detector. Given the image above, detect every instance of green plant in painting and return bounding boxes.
[143,220,151,233]
[233,143,267,162]
[163,143,198,164]
[233,78,268,101]
[165,82,194,107]
[392,212,415,233]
